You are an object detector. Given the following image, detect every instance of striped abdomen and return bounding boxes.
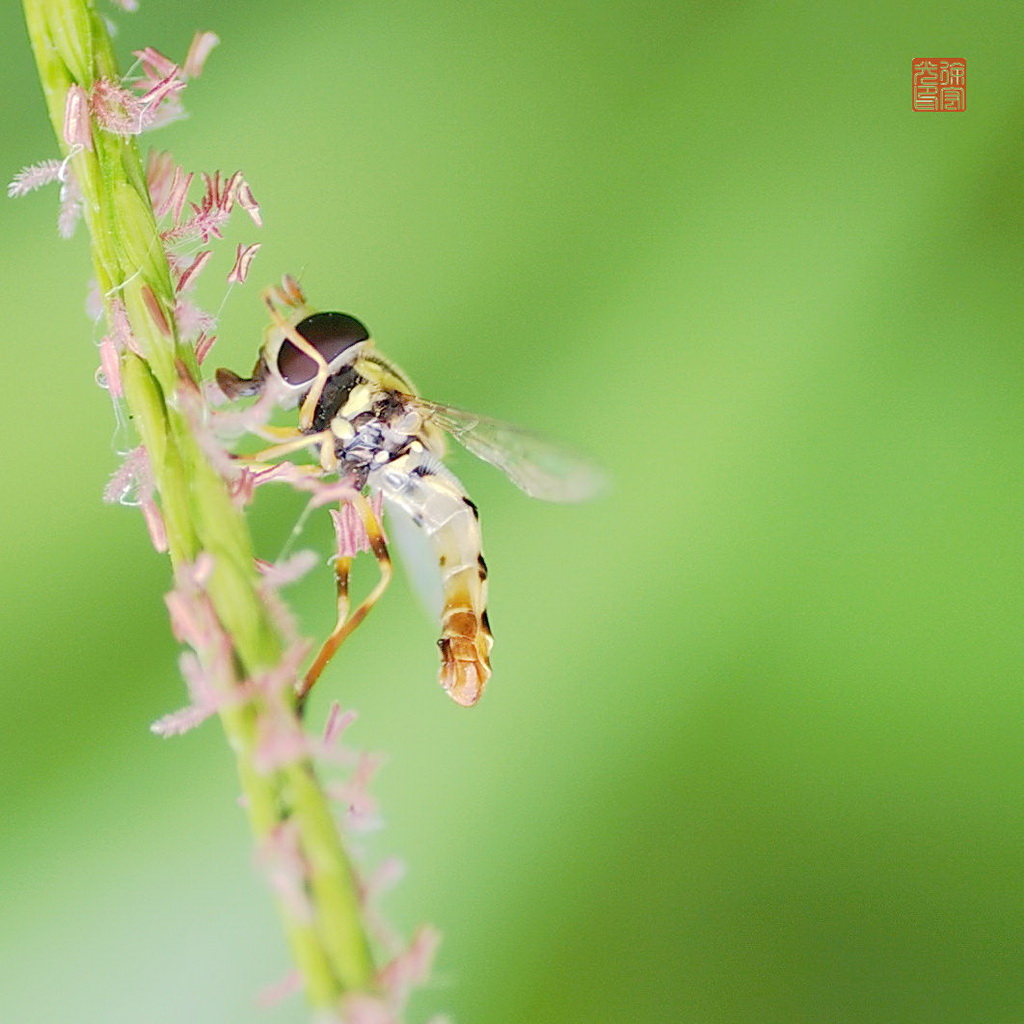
[376,457,493,706]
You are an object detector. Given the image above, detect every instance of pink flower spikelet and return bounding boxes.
[7,159,63,196]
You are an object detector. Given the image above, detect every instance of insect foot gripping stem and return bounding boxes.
[437,606,493,707]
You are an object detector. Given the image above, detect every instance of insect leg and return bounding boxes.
[262,276,307,312]
[295,551,352,711]
[243,428,331,463]
[295,491,393,708]
[262,291,332,432]
[231,426,339,476]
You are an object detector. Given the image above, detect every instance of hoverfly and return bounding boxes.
[216,279,603,708]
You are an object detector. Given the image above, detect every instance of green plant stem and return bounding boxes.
[22,0,375,1007]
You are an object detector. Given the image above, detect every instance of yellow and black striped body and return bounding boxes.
[218,289,601,708]
[306,346,493,706]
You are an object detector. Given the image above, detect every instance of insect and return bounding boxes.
[216,279,604,708]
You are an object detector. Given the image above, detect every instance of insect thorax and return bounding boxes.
[307,357,439,490]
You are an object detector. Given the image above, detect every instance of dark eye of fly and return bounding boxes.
[275,311,369,386]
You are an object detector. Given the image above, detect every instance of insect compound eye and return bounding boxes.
[274,311,369,386]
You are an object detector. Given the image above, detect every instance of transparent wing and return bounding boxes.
[414,399,608,503]
[382,495,444,621]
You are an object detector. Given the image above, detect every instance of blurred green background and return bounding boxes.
[2,2,1022,1022]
